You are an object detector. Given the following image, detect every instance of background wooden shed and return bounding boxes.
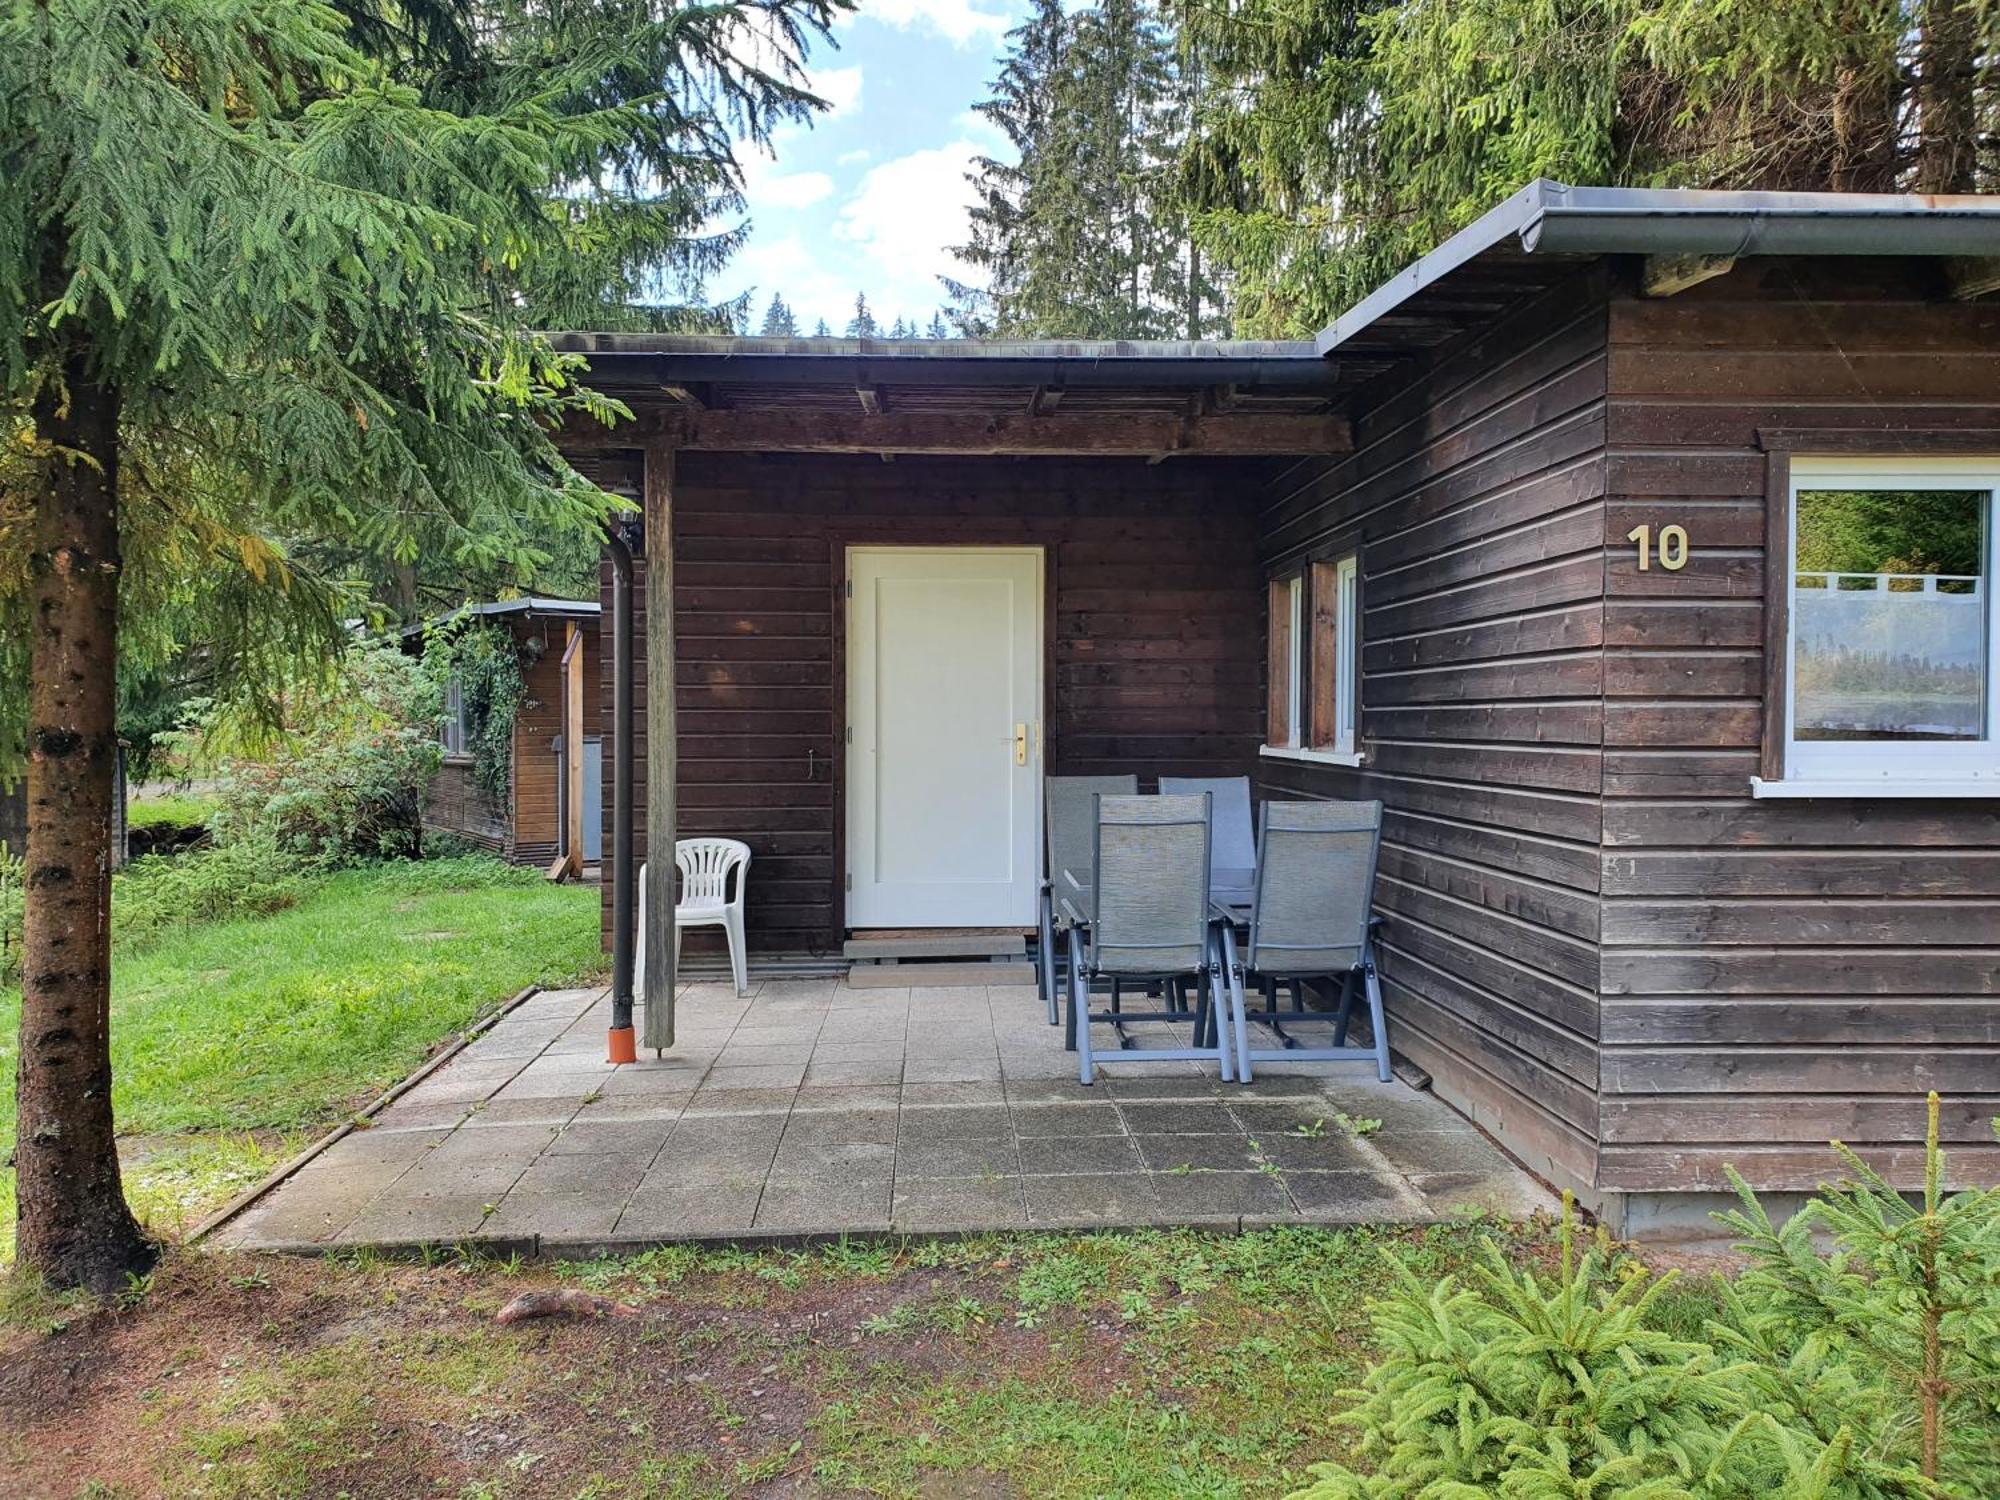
[563,182,2000,1233]
[417,599,603,871]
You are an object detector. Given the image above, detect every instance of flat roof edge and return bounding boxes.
[1315,179,2000,355]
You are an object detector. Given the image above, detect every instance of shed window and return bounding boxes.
[441,677,472,756]
[1766,456,2000,795]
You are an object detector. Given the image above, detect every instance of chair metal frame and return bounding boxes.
[1066,792,1234,1085]
[1036,775,1139,1025]
[1217,800,1391,1083]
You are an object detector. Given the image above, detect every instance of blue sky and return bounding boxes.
[710,1,1028,334]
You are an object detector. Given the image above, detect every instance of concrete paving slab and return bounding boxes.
[898,1105,1013,1141]
[1133,1133,1262,1173]
[1150,1170,1292,1218]
[1018,1134,1144,1176]
[895,1136,1020,1180]
[1117,1100,1237,1135]
[1008,1101,1122,1137]
[216,976,1555,1251]
[1023,1172,1164,1226]
[756,1174,892,1232]
[893,1175,1028,1231]
[545,1120,676,1157]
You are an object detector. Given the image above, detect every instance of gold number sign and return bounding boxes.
[1627,523,1689,572]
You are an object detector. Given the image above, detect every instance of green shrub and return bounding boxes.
[125,792,219,833]
[1291,1100,1998,1499]
[1712,1098,2000,1496]
[0,842,21,987]
[421,617,527,805]
[111,835,316,949]
[209,641,441,865]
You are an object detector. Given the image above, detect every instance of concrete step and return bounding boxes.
[843,930,1028,961]
[846,960,1037,989]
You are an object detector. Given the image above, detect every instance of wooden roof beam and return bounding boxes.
[1641,251,1736,297]
[659,407,1350,458]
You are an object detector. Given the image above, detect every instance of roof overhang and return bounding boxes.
[1316,178,2000,355]
[402,597,599,638]
[543,334,1331,392]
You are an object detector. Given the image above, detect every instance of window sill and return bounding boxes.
[441,752,475,766]
[1750,775,2000,800]
[1260,744,1366,768]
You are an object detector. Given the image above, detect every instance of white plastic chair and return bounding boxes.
[635,838,752,998]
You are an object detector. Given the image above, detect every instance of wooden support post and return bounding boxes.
[642,441,679,1053]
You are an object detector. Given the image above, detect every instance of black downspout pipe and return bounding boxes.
[606,524,638,1060]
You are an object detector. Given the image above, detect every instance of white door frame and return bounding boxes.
[843,544,1045,930]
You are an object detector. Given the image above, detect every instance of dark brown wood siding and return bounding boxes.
[509,616,599,866]
[1600,260,2000,1193]
[1254,270,1612,1195]
[603,452,1267,954]
[423,758,508,855]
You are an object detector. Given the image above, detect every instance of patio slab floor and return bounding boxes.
[215,980,1555,1254]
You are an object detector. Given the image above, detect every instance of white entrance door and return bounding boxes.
[847,547,1043,928]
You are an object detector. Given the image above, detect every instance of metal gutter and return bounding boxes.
[548,339,1332,391]
[604,525,638,1061]
[1315,178,2000,355]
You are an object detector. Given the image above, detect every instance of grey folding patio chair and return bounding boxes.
[1218,800,1391,1084]
[1038,775,1139,1026]
[1067,793,1234,1085]
[1158,775,1256,908]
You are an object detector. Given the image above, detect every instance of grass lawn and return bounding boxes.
[125,791,221,831]
[0,859,605,1263]
[0,1220,1621,1500]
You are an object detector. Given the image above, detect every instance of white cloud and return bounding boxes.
[838,0,1012,47]
[740,151,835,211]
[838,148,872,167]
[834,140,985,314]
[810,64,865,120]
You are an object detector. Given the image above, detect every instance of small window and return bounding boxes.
[1266,556,1362,761]
[1309,556,1360,755]
[441,677,471,755]
[1776,456,1999,790]
[1266,574,1303,749]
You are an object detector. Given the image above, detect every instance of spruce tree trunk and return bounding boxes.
[1916,0,1977,194]
[15,352,153,1293]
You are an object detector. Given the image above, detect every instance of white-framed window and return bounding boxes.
[1266,573,1304,750]
[1320,554,1361,757]
[1761,455,1999,797]
[440,677,472,756]
[1263,553,1364,766]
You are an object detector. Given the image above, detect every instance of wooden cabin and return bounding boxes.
[561,182,2000,1234]
[417,599,603,871]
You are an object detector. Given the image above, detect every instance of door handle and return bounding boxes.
[1014,722,1028,766]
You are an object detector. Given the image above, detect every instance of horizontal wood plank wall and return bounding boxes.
[602,453,1266,955]
[509,617,598,866]
[511,618,562,862]
[1601,259,2000,1193]
[421,759,507,855]
[1256,270,1612,1196]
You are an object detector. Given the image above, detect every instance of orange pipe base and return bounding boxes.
[607,1026,637,1065]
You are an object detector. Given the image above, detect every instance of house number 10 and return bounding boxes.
[1627,523,1689,571]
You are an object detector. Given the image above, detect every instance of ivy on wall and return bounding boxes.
[424,620,528,808]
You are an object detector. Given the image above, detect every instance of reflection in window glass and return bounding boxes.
[1793,489,1989,742]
